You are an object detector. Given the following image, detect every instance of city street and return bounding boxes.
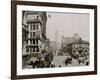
[51,55,66,67]
[51,53,87,67]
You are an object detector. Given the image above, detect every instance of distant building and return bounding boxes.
[22,11,47,68]
[67,38,89,58]
[73,33,80,40]
[45,38,50,52]
[50,41,56,55]
[61,36,76,53]
[61,33,81,53]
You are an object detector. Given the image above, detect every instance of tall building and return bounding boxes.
[61,34,81,53]
[61,36,76,53]
[22,11,47,68]
[50,41,56,55]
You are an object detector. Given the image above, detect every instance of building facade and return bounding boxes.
[22,11,47,68]
[61,36,76,53]
[67,38,89,64]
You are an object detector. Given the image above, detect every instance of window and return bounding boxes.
[30,25,32,30]
[26,47,29,52]
[35,46,39,52]
[36,48,39,52]
[33,32,35,37]
[33,47,35,52]
[33,40,35,44]
[37,15,39,19]
[28,40,30,44]
[36,40,38,44]
[30,32,32,37]
[26,40,28,44]
[37,25,38,30]
[85,50,87,52]
[30,47,33,52]
[30,40,32,44]
[33,25,35,30]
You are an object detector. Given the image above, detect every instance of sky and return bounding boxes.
[46,12,89,43]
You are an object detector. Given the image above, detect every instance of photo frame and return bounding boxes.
[11,1,97,80]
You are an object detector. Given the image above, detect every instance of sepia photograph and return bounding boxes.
[11,1,97,79]
[22,11,90,69]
